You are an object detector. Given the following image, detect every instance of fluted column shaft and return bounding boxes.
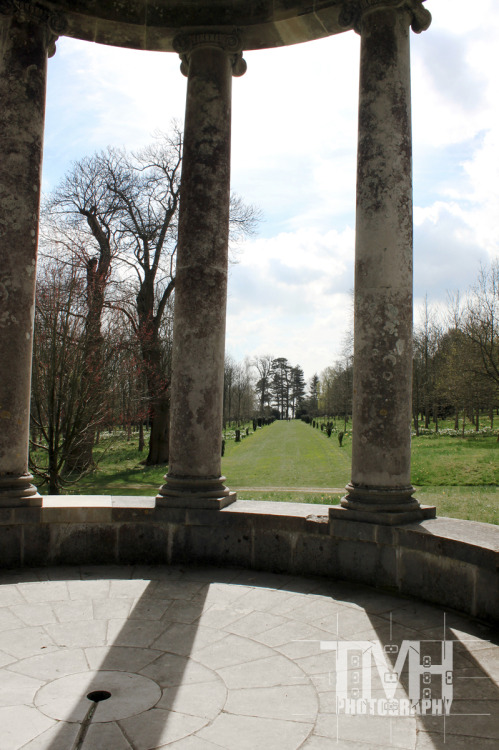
[157,34,245,509]
[0,7,59,507]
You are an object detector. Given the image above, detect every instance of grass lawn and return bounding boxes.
[66,439,166,495]
[412,432,498,485]
[222,419,351,488]
[37,418,498,524]
[416,486,498,525]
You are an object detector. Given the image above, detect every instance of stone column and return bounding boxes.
[157,32,246,509]
[0,4,63,507]
[331,0,435,524]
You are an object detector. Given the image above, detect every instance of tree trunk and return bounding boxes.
[137,277,172,465]
[142,350,170,465]
[138,422,145,452]
[65,430,95,474]
[64,256,108,473]
[48,446,59,495]
[146,395,169,465]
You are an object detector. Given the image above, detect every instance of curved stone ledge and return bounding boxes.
[28,0,346,51]
[0,497,498,624]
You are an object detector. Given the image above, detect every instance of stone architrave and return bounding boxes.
[0,2,63,507]
[331,0,435,524]
[156,32,246,509]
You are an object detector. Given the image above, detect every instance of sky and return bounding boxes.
[42,0,499,382]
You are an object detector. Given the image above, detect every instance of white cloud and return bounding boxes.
[414,203,487,302]
[226,228,354,379]
[41,1,499,375]
[44,38,186,190]
[411,0,499,281]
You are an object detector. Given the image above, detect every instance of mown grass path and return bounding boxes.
[222,419,351,489]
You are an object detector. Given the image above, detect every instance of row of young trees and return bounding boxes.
[223,262,499,435]
[223,356,309,424]
[30,125,259,493]
[314,263,499,434]
[413,265,499,433]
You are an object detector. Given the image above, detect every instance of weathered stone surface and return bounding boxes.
[158,38,240,508]
[0,525,22,567]
[343,2,432,516]
[330,504,436,525]
[0,10,52,507]
[3,563,496,749]
[49,524,119,565]
[1,499,498,623]
[398,548,476,613]
[10,1,348,52]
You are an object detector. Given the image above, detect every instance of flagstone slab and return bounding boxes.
[0,564,496,750]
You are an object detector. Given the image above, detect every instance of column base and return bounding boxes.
[329,482,436,525]
[156,475,237,509]
[0,473,42,508]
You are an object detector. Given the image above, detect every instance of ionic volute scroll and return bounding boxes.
[0,0,67,56]
[339,0,431,34]
[173,29,247,77]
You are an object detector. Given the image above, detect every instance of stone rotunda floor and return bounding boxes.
[0,565,497,749]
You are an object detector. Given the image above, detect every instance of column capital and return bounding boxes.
[0,0,67,56]
[173,29,247,77]
[339,0,431,34]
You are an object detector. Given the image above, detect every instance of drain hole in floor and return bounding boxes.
[87,690,111,702]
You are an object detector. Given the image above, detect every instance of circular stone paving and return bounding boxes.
[0,565,497,749]
[35,670,163,722]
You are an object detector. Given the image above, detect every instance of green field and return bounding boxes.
[39,418,498,524]
[222,420,351,488]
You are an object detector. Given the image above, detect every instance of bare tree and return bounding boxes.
[413,298,442,431]
[223,355,255,426]
[41,165,121,471]
[30,263,104,493]
[464,261,499,391]
[44,125,259,465]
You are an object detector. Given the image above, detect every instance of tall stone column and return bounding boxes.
[157,32,246,509]
[0,4,63,508]
[331,0,435,524]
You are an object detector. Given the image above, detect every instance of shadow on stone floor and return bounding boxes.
[335,586,499,749]
[4,565,215,750]
[1,565,497,749]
